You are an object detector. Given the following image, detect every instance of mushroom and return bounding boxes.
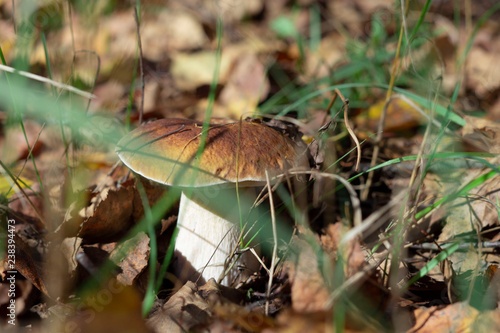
[116,118,306,286]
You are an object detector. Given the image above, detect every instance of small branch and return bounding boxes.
[335,88,360,171]
[265,170,278,316]
[0,64,95,99]
[409,241,500,251]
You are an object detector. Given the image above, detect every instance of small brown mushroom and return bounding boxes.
[116,118,307,286]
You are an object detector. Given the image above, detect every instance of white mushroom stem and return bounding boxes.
[173,189,259,286]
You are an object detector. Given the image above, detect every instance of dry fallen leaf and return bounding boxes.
[320,223,367,278]
[303,32,345,80]
[409,301,500,333]
[356,97,426,136]
[219,53,270,118]
[262,310,334,333]
[461,115,500,153]
[285,237,330,313]
[66,281,151,333]
[1,234,48,296]
[147,281,211,333]
[141,9,208,60]
[465,42,500,98]
[0,120,45,164]
[55,181,135,244]
[197,279,274,332]
[109,232,150,286]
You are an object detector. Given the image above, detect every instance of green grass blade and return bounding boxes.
[404,241,459,289]
[135,179,157,317]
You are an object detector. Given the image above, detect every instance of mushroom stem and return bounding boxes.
[173,190,258,286]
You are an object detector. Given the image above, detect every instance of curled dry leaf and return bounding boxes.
[109,232,150,286]
[0,120,45,164]
[132,178,166,224]
[60,237,83,276]
[55,181,135,244]
[147,281,211,333]
[2,234,48,296]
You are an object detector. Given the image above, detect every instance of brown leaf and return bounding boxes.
[141,9,208,60]
[109,232,150,286]
[0,120,45,164]
[219,53,270,118]
[465,45,500,98]
[79,184,135,243]
[211,302,276,333]
[2,234,48,296]
[409,302,500,332]
[198,279,274,332]
[147,281,211,333]
[132,178,166,224]
[8,183,45,230]
[66,280,151,333]
[355,98,426,135]
[263,310,334,333]
[285,237,330,313]
[55,181,135,244]
[321,223,366,278]
[461,115,500,153]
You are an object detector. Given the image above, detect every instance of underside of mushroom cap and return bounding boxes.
[116,118,307,187]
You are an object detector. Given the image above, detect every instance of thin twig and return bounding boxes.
[335,88,360,171]
[409,241,500,251]
[72,50,101,112]
[0,64,95,99]
[265,170,277,316]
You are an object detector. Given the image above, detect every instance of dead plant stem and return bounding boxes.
[265,170,277,316]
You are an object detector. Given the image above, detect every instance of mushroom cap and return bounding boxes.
[116,118,307,187]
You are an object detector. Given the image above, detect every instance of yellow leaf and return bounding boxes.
[0,174,33,198]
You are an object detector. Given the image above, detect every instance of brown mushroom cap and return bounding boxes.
[116,118,306,187]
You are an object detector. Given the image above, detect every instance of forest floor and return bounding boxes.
[2,0,500,332]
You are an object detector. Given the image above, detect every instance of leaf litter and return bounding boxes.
[1,0,500,332]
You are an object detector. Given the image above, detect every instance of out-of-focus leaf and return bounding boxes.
[410,302,500,332]
[147,281,211,333]
[271,16,299,38]
[356,98,427,134]
[0,174,32,199]
[66,280,151,333]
